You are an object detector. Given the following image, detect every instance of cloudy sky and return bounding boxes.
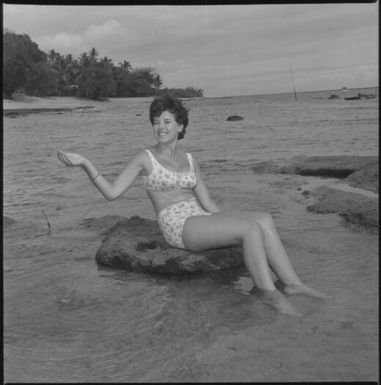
[3,3,378,97]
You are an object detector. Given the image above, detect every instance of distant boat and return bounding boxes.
[328,94,340,99]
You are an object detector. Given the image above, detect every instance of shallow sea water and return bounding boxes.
[3,90,379,382]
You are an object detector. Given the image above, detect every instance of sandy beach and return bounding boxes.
[3,95,99,109]
[3,93,378,382]
[3,95,106,117]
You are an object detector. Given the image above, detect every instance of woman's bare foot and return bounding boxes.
[257,288,301,316]
[283,283,331,299]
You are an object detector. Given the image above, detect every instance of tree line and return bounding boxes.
[3,29,204,100]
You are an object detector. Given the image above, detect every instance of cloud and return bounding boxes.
[37,19,126,57]
[38,33,84,54]
[85,19,125,41]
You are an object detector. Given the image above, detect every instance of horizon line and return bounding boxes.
[204,85,379,99]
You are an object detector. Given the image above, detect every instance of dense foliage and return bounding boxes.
[3,29,204,99]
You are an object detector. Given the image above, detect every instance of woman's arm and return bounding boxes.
[192,157,220,213]
[57,149,147,201]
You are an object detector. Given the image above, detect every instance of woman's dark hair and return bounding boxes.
[149,94,189,140]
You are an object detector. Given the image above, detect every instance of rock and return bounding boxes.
[281,155,377,178]
[252,155,378,182]
[345,161,378,193]
[6,112,22,118]
[3,216,17,228]
[4,108,70,117]
[81,215,127,235]
[339,207,378,233]
[307,186,378,233]
[95,216,244,274]
[251,160,286,174]
[226,115,244,121]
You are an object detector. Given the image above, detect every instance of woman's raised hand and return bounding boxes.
[57,149,86,167]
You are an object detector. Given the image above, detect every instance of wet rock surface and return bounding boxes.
[252,155,379,233]
[307,186,378,233]
[346,161,378,193]
[81,215,127,235]
[3,216,17,228]
[253,155,378,181]
[94,215,244,274]
[226,115,244,121]
[281,155,377,178]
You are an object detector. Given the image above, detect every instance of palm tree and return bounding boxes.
[88,47,99,64]
[77,52,92,98]
[119,60,132,73]
[47,49,66,96]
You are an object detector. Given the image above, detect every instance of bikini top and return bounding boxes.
[143,149,197,192]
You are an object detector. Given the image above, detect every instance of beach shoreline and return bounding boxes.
[3,96,103,116]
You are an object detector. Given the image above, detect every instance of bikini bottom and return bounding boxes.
[157,197,211,249]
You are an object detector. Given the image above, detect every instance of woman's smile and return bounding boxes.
[153,110,182,141]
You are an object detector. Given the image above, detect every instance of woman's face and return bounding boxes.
[152,110,183,143]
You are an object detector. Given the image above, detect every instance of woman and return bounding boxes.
[58,95,329,316]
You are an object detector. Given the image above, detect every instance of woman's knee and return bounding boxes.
[249,212,275,230]
[227,215,264,240]
[243,220,263,239]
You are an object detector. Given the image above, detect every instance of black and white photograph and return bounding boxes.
[3,3,378,382]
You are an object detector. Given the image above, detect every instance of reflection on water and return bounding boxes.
[4,90,378,381]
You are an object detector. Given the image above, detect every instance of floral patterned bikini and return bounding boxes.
[143,149,211,249]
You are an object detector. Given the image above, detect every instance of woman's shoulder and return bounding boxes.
[179,148,194,163]
[133,148,149,157]
[129,148,153,176]
[130,148,152,166]
[174,144,190,156]
[185,150,196,160]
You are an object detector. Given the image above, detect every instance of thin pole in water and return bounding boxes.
[290,67,297,101]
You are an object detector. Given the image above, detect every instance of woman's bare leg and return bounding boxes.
[246,212,330,299]
[182,212,301,316]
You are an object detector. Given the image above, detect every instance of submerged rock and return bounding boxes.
[281,155,377,178]
[3,216,17,228]
[95,216,244,274]
[226,115,244,121]
[251,160,285,174]
[252,155,378,189]
[346,161,378,193]
[252,155,378,233]
[81,215,127,235]
[307,186,378,233]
